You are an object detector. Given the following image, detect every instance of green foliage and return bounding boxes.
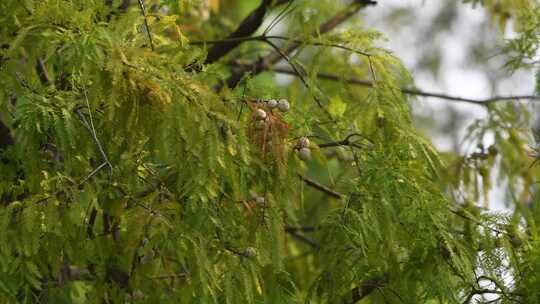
[1,0,540,303]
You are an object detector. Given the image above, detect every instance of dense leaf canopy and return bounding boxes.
[1,0,540,303]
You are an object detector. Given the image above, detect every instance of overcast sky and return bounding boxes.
[361,0,536,152]
[360,1,540,212]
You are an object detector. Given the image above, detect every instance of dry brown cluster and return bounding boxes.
[247,98,290,167]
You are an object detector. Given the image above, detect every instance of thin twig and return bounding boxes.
[79,85,113,181]
[36,58,51,85]
[285,226,319,233]
[151,273,188,280]
[317,133,372,149]
[264,35,371,57]
[137,0,154,51]
[286,230,320,249]
[79,162,108,184]
[299,174,344,199]
[191,35,371,57]
[262,1,295,35]
[271,67,540,105]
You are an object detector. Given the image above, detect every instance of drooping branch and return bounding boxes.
[204,0,288,64]
[223,0,377,89]
[271,67,540,105]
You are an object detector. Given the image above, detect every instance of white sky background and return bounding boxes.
[360,1,537,212]
[360,1,535,151]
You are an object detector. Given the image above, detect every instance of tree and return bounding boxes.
[1,0,540,303]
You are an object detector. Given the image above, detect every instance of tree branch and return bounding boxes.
[191,35,371,58]
[204,0,286,64]
[223,1,376,89]
[137,0,154,51]
[317,133,372,149]
[36,57,52,85]
[271,67,540,105]
[286,229,320,249]
[285,226,319,233]
[299,174,344,199]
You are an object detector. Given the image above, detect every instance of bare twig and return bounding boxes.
[79,162,108,184]
[265,35,371,57]
[285,226,319,233]
[75,85,113,182]
[299,174,344,199]
[317,133,372,149]
[286,230,320,249]
[271,67,540,105]
[137,0,154,51]
[262,1,295,35]
[151,272,188,280]
[36,58,51,85]
[191,35,371,58]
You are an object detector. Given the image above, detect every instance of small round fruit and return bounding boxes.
[243,247,257,257]
[298,137,310,148]
[298,147,311,161]
[267,99,278,108]
[255,109,267,120]
[277,99,290,112]
[255,196,265,204]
